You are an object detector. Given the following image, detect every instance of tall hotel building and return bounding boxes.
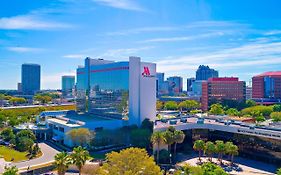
[201,77,245,111]
[252,71,281,101]
[76,57,156,126]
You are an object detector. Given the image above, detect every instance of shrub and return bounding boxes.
[158,149,170,164]
[241,105,273,117]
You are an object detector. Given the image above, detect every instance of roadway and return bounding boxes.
[154,116,281,140]
[0,142,60,173]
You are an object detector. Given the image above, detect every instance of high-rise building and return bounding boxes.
[246,86,252,100]
[196,65,219,80]
[167,76,183,95]
[187,78,195,92]
[156,73,164,97]
[201,77,245,111]
[21,64,40,95]
[252,71,281,100]
[62,75,75,97]
[17,83,22,93]
[76,57,156,126]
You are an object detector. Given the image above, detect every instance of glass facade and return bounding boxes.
[62,76,75,97]
[21,64,40,95]
[264,77,275,98]
[89,62,129,119]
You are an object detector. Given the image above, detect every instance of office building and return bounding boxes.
[21,64,41,95]
[17,83,22,93]
[192,80,206,96]
[252,71,281,100]
[187,78,195,92]
[156,73,165,97]
[201,77,245,111]
[167,76,183,95]
[62,75,75,97]
[246,86,252,100]
[76,56,156,126]
[196,65,219,80]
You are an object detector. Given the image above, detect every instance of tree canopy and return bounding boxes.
[209,104,224,115]
[98,147,162,175]
[67,128,94,147]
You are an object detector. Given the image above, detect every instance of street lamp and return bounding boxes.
[169,153,172,164]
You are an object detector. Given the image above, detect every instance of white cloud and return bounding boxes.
[0,15,71,30]
[6,47,45,53]
[140,32,225,43]
[156,40,281,73]
[63,54,86,59]
[92,0,144,11]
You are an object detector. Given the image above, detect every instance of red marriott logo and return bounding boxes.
[142,67,154,77]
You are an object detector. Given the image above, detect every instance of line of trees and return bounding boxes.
[193,139,239,165]
[151,126,185,164]
[54,146,91,175]
[157,100,200,111]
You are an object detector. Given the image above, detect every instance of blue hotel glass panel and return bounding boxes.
[88,62,129,119]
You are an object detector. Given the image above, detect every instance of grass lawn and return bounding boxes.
[0,146,28,162]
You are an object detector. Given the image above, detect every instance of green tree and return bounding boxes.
[246,99,256,107]
[16,129,36,141]
[209,104,224,115]
[204,141,216,162]
[54,152,72,175]
[173,130,185,156]
[131,128,151,148]
[3,166,18,175]
[215,140,225,164]
[276,168,281,175]
[67,128,93,147]
[140,118,154,132]
[15,137,34,152]
[0,128,15,142]
[156,101,163,111]
[241,105,273,117]
[151,131,164,164]
[98,147,162,175]
[164,101,178,110]
[273,105,281,112]
[193,140,205,162]
[71,146,91,175]
[225,142,239,165]
[201,162,227,175]
[8,97,26,105]
[162,130,175,153]
[226,108,239,116]
[270,112,281,122]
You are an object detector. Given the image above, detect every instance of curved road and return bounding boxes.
[0,143,60,173]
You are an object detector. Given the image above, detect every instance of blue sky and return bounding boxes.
[0,0,281,89]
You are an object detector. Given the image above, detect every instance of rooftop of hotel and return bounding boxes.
[253,71,281,77]
[47,117,83,127]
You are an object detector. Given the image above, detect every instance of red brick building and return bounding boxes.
[252,71,281,99]
[201,77,246,111]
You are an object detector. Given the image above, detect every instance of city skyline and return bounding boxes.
[1,0,281,89]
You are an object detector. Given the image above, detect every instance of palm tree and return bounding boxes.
[3,166,18,175]
[225,141,233,160]
[204,141,216,162]
[151,131,164,164]
[54,152,72,175]
[71,146,91,175]
[162,130,175,153]
[228,144,239,165]
[193,140,205,162]
[215,140,225,164]
[173,130,185,156]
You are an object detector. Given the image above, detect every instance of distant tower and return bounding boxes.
[21,64,41,95]
[196,65,218,80]
[62,75,75,97]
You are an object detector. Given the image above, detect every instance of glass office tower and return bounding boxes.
[62,75,75,97]
[21,63,41,95]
